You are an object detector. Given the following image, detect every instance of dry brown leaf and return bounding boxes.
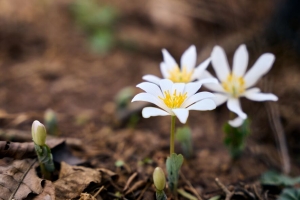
[0,159,43,200]
[0,139,77,161]
[54,162,102,200]
[79,193,96,200]
[33,180,55,200]
[0,129,83,150]
[0,139,66,159]
[0,141,36,159]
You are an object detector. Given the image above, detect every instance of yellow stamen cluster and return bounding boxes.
[222,73,245,98]
[168,66,193,83]
[159,90,187,108]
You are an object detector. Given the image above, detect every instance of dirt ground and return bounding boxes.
[1,0,300,199]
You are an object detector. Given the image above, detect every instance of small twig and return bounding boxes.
[264,190,269,200]
[123,172,138,192]
[266,102,290,174]
[180,171,203,200]
[253,184,263,200]
[93,186,105,198]
[9,159,37,200]
[137,183,150,200]
[107,176,123,191]
[264,79,290,174]
[215,178,234,200]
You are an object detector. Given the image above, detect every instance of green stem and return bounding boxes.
[40,163,51,180]
[170,116,176,155]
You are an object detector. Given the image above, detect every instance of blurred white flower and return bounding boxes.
[132,79,216,124]
[143,45,215,84]
[202,44,278,127]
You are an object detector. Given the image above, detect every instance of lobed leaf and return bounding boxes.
[166,153,184,193]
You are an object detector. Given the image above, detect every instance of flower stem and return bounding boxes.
[170,115,176,155]
[40,162,51,180]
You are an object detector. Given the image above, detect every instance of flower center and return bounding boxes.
[168,66,193,83]
[222,73,245,98]
[159,90,187,108]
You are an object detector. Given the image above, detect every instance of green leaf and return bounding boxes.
[223,118,250,158]
[177,188,197,200]
[34,144,55,172]
[166,153,184,193]
[89,30,114,54]
[156,190,167,200]
[208,196,220,200]
[278,188,300,200]
[175,126,193,158]
[261,171,300,187]
[115,160,124,167]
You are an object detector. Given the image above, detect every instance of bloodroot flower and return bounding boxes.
[143,45,213,84]
[132,79,216,123]
[202,44,278,127]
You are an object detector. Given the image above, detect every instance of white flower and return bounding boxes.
[202,44,278,127]
[143,45,215,84]
[132,79,216,124]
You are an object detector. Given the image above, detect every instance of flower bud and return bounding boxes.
[44,109,57,124]
[153,167,166,191]
[32,120,47,146]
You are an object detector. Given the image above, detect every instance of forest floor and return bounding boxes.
[0,0,300,199]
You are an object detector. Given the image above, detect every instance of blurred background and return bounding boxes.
[1,0,300,191]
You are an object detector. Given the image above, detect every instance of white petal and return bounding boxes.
[244,92,278,102]
[244,53,275,88]
[162,49,178,69]
[213,93,228,106]
[142,75,161,85]
[228,116,244,127]
[199,70,214,79]
[142,107,170,118]
[182,92,215,108]
[187,99,216,111]
[159,79,173,96]
[172,108,189,124]
[227,98,247,119]
[180,45,196,72]
[197,77,218,85]
[191,57,211,81]
[242,87,261,95]
[183,82,202,99]
[211,45,230,82]
[203,82,225,93]
[233,44,248,77]
[160,62,169,78]
[200,71,224,92]
[172,83,185,95]
[136,82,163,97]
[132,93,169,111]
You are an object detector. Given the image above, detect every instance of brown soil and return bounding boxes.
[1,0,300,199]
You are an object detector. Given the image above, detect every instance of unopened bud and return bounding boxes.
[32,120,47,146]
[44,109,57,124]
[153,167,166,191]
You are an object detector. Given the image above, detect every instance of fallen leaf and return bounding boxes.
[51,141,84,165]
[79,193,96,200]
[0,141,36,159]
[0,129,84,150]
[54,162,102,200]
[0,159,43,200]
[0,139,84,165]
[33,180,55,200]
